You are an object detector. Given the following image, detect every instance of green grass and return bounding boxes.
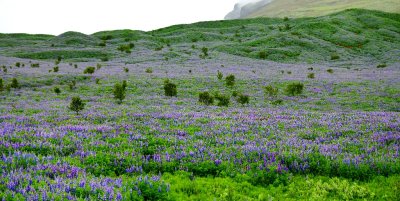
[2,9,400,63]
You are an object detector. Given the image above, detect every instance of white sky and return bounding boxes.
[0,0,247,35]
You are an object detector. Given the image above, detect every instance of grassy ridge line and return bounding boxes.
[0,9,399,63]
[248,0,400,18]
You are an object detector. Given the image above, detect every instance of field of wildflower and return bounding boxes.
[0,9,400,200]
[0,52,399,200]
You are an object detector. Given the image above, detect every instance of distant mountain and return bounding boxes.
[225,0,400,19]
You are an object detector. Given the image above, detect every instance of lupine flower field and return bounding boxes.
[0,9,400,201]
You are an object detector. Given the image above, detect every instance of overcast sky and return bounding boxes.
[0,0,252,35]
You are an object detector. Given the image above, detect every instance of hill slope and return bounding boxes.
[0,9,399,64]
[228,0,400,19]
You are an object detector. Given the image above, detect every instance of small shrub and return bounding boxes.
[54,87,61,94]
[0,78,3,91]
[377,63,387,68]
[237,94,250,105]
[259,51,267,59]
[113,82,126,104]
[164,80,177,97]
[100,57,109,62]
[15,62,21,67]
[146,68,153,73]
[287,71,292,75]
[232,91,239,97]
[285,82,304,96]
[225,74,235,87]
[124,67,129,73]
[215,93,230,107]
[69,96,85,115]
[122,80,127,90]
[11,78,19,88]
[327,69,334,73]
[272,99,283,105]
[117,43,134,53]
[199,92,214,105]
[331,54,340,60]
[74,64,78,69]
[95,78,100,84]
[307,73,315,79]
[283,17,289,21]
[69,80,76,90]
[101,35,112,40]
[96,63,102,70]
[264,85,279,98]
[217,70,223,80]
[83,67,95,74]
[31,63,40,68]
[53,66,59,73]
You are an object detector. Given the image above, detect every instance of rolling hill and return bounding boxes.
[0,9,399,64]
[226,0,400,19]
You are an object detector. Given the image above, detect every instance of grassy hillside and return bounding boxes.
[0,9,399,64]
[248,0,400,18]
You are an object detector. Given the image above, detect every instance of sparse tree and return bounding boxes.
[69,96,85,115]
[11,78,19,88]
[113,82,126,104]
[225,74,235,87]
[164,79,177,97]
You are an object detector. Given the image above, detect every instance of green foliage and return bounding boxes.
[258,51,267,59]
[117,43,134,53]
[30,63,40,68]
[10,78,19,89]
[113,82,126,104]
[146,68,153,73]
[217,70,223,80]
[199,91,214,105]
[53,66,59,73]
[237,94,250,105]
[264,85,279,99]
[15,62,21,67]
[327,69,334,73]
[285,82,304,96]
[0,78,3,92]
[124,67,129,73]
[307,73,315,79]
[331,53,340,60]
[377,63,387,68]
[215,93,230,107]
[69,80,76,90]
[16,50,109,60]
[201,47,209,57]
[83,66,95,74]
[68,96,85,115]
[225,74,235,87]
[164,79,177,97]
[54,87,61,94]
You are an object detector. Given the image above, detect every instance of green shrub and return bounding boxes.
[69,80,76,90]
[327,69,334,73]
[53,66,59,72]
[225,74,235,87]
[259,51,267,59]
[124,67,129,73]
[164,80,177,97]
[264,85,279,98]
[0,78,3,91]
[237,94,250,105]
[199,92,214,105]
[69,96,85,115]
[117,43,134,53]
[377,63,387,68]
[10,78,19,88]
[113,82,126,104]
[74,64,78,69]
[95,78,100,84]
[217,70,223,80]
[54,87,61,94]
[96,63,102,70]
[215,93,230,107]
[307,73,315,79]
[285,82,304,96]
[31,63,40,68]
[202,47,208,56]
[83,66,95,74]
[122,80,127,90]
[146,68,153,73]
[15,62,21,67]
[331,53,340,60]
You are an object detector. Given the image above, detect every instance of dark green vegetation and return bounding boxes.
[0,9,399,63]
